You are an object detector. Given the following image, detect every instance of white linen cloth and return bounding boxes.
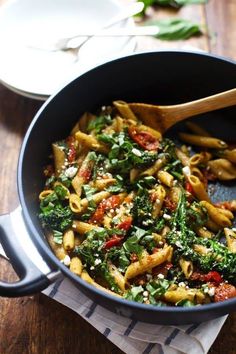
[0,242,227,354]
[42,277,227,354]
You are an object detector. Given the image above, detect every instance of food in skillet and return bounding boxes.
[39,101,236,307]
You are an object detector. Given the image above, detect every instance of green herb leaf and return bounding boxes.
[146,18,202,40]
[53,230,63,244]
[87,115,112,134]
[125,285,144,302]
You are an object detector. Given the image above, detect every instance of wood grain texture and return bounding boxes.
[0,1,235,354]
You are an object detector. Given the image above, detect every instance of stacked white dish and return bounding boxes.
[0,0,136,100]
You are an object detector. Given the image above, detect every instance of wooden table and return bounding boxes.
[0,1,236,353]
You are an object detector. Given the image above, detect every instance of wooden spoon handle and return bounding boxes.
[162,88,236,126]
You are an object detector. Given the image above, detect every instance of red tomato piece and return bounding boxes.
[214,283,236,302]
[185,181,194,194]
[128,127,159,151]
[164,196,177,211]
[103,235,123,249]
[78,167,92,181]
[89,195,121,224]
[204,271,223,284]
[66,136,77,162]
[152,261,173,277]
[117,216,133,231]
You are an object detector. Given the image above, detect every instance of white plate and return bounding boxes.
[0,0,136,99]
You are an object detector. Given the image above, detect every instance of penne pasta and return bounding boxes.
[188,175,211,202]
[124,246,172,280]
[179,133,228,149]
[224,228,236,253]
[39,101,236,307]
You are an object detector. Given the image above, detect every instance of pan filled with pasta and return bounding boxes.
[0,51,236,324]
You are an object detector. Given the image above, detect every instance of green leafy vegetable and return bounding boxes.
[138,0,207,12]
[53,230,63,244]
[147,18,202,40]
[98,131,157,174]
[87,114,112,134]
[39,186,73,232]
[125,286,144,302]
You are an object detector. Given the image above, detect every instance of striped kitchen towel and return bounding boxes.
[42,277,227,354]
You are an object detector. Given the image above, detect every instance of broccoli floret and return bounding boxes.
[39,203,73,232]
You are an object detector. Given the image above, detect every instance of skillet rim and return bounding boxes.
[17,49,236,320]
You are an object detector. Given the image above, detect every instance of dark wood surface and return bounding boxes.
[0,1,236,353]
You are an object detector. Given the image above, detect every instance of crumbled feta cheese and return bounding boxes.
[90,266,95,270]
[146,274,153,281]
[155,199,161,204]
[176,241,182,248]
[163,213,171,220]
[208,287,215,296]
[94,259,102,266]
[182,166,191,177]
[157,273,164,279]
[143,291,149,297]
[132,148,142,157]
[63,255,71,266]
[178,282,186,287]
[65,166,78,178]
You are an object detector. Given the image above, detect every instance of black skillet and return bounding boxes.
[0,51,236,324]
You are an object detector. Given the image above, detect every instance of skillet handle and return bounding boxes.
[0,211,59,297]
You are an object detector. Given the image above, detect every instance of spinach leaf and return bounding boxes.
[147,18,202,40]
[125,285,144,302]
[87,114,112,133]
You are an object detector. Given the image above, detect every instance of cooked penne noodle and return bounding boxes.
[179,258,193,279]
[164,287,205,304]
[188,175,211,202]
[141,157,166,177]
[70,257,83,275]
[220,149,236,164]
[113,100,138,122]
[108,263,126,291]
[81,270,122,297]
[130,168,140,182]
[151,185,166,219]
[63,229,75,251]
[124,246,172,280]
[216,207,234,220]
[72,221,100,235]
[195,227,213,239]
[179,133,228,149]
[157,170,174,187]
[138,124,162,140]
[189,152,212,167]
[208,159,236,180]
[205,219,222,232]
[80,191,111,213]
[39,189,54,200]
[75,131,109,154]
[191,167,204,182]
[46,232,67,260]
[175,148,190,166]
[52,143,66,176]
[224,228,236,253]
[69,193,82,213]
[200,201,232,227]
[93,178,116,190]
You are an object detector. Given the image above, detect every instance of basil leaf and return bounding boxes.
[125,285,144,302]
[147,18,202,40]
[53,230,63,244]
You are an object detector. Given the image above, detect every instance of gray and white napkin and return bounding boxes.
[42,277,227,354]
[0,221,227,354]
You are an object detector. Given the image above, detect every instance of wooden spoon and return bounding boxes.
[127,88,236,134]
